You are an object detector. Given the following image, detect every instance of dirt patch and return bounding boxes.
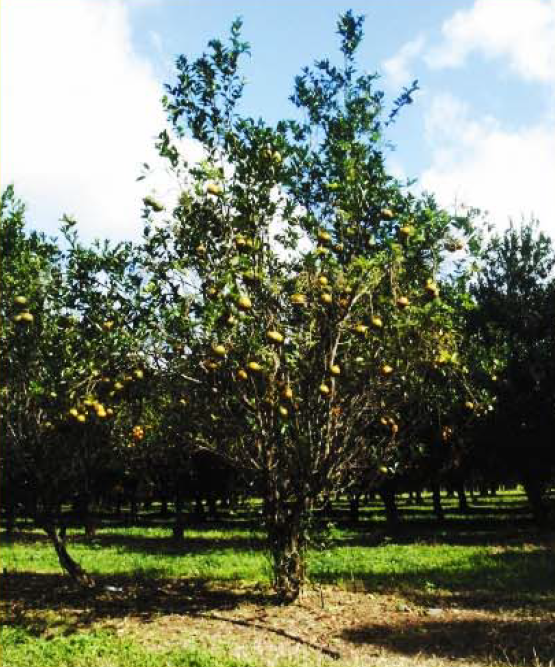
[106,586,555,667]
[3,574,554,666]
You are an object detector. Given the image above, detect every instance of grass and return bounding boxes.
[2,489,554,667]
[1,626,260,667]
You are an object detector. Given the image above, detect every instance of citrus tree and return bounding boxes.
[468,221,555,524]
[140,13,476,601]
[0,187,152,584]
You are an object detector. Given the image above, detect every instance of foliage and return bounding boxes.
[140,12,481,601]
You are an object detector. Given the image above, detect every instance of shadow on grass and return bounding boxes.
[313,548,555,611]
[342,616,555,666]
[0,529,266,556]
[1,571,273,636]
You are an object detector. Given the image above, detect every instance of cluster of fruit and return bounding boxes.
[13,296,34,324]
[69,398,112,423]
[132,425,145,441]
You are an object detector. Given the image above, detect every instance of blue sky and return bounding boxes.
[1,0,554,242]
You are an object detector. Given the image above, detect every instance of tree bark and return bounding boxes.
[431,482,445,522]
[172,492,185,542]
[456,481,469,513]
[44,522,94,588]
[523,477,548,527]
[267,511,305,604]
[349,495,360,523]
[379,484,399,530]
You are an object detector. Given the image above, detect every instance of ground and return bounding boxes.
[2,491,554,666]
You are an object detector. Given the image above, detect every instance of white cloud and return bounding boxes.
[382,36,425,89]
[426,0,555,84]
[420,93,555,236]
[0,0,176,243]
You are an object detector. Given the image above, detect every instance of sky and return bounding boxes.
[1,0,554,244]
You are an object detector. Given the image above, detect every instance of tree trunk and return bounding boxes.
[456,481,469,513]
[431,482,445,522]
[207,496,218,519]
[5,500,16,534]
[193,496,205,521]
[523,477,548,527]
[77,493,96,539]
[44,522,94,588]
[172,493,185,542]
[267,510,305,604]
[349,495,360,523]
[379,485,399,530]
[322,494,333,516]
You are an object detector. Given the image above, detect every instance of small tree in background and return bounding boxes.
[0,187,152,585]
[469,221,555,524]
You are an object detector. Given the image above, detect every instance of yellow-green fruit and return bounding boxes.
[247,361,263,373]
[14,312,33,324]
[316,246,329,256]
[319,383,331,396]
[381,208,394,220]
[242,271,261,285]
[329,364,341,376]
[400,225,414,237]
[317,230,332,244]
[103,320,114,331]
[69,408,79,418]
[379,465,389,474]
[346,226,356,236]
[237,295,252,311]
[76,414,86,423]
[282,386,293,400]
[334,243,344,252]
[278,405,289,417]
[237,369,248,381]
[212,344,226,357]
[267,330,284,344]
[206,183,223,196]
[235,235,247,248]
[273,151,282,164]
[465,401,474,410]
[396,296,410,309]
[318,276,329,287]
[143,196,164,212]
[355,324,368,335]
[96,408,107,419]
[114,382,124,391]
[133,369,144,380]
[320,293,333,305]
[371,316,383,329]
[14,296,27,306]
[290,293,307,305]
[381,364,394,376]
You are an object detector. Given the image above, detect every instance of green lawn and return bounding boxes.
[2,489,554,667]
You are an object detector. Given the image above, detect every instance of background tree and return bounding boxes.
[469,221,555,524]
[0,187,151,585]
